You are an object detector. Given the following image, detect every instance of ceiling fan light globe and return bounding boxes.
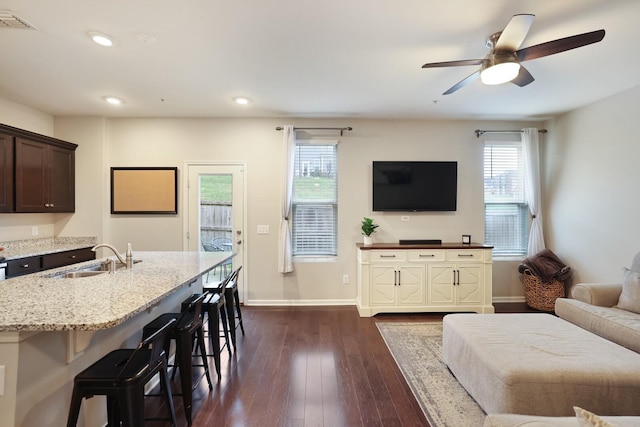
[480,62,521,85]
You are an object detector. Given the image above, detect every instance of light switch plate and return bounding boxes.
[257,225,270,235]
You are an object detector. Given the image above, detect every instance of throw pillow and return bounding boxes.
[574,406,616,427]
[630,252,640,273]
[616,268,640,314]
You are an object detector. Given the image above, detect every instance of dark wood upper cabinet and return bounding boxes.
[0,132,14,212]
[1,123,77,213]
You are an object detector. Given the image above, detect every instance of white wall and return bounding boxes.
[53,116,543,303]
[543,84,640,286]
[2,93,549,301]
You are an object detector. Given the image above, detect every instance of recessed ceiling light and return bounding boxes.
[233,97,251,105]
[103,96,123,105]
[88,31,115,47]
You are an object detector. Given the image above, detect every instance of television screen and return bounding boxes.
[372,161,457,211]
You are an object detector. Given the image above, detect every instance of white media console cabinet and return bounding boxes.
[356,242,494,317]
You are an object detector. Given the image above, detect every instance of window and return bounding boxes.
[484,141,528,257]
[291,141,338,256]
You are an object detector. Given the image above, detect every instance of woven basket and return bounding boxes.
[522,270,565,312]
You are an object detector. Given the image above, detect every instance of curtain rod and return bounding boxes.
[275,126,353,136]
[475,129,548,138]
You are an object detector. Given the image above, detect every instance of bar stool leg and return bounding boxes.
[207,305,222,379]
[176,332,195,426]
[159,359,178,427]
[66,387,83,427]
[196,327,214,388]
[218,299,232,356]
[224,287,237,349]
[233,288,245,335]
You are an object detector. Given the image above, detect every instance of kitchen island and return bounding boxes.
[0,250,232,427]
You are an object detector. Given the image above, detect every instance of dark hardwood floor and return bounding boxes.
[147,303,535,426]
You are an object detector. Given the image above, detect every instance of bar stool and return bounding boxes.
[181,291,231,379]
[67,318,177,427]
[142,293,212,426]
[205,266,244,349]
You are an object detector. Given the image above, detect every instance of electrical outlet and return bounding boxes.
[342,274,350,284]
[31,226,39,236]
[401,216,410,221]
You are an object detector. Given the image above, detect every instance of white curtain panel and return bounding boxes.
[278,125,295,273]
[522,127,546,256]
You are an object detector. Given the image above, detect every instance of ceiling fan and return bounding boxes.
[421,14,605,95]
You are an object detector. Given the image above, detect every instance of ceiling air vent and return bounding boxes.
[0,10,37,30]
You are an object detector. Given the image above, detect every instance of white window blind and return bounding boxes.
[292,141,338,256]
[484,141,529,257]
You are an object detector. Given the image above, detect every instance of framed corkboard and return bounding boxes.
[110,167,178,214]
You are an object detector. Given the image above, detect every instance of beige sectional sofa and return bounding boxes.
[555,282,640,354]
[481,256,640,426]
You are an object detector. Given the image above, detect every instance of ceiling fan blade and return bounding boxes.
[495,14,535,51]
[443,70,480,95]
[516,29,605,62]
[422,59,484,69]
[511,66,535,87]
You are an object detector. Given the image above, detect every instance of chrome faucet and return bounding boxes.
[91,243,133,269]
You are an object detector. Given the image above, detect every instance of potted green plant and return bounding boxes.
[361,217,379,245]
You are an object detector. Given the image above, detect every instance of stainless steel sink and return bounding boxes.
[62,270,108,278]
[47,259,141,278]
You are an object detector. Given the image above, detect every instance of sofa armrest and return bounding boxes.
[571,282,622,307]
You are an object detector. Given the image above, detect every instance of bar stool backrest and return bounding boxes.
[115,318,176,384]
[175,292,207,331]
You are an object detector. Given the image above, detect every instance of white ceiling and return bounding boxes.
[0,0,638,120]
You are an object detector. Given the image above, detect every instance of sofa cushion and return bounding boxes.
[555,298,640,353]
[616,268,640,314]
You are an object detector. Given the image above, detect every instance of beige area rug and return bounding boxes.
[377,322,486,427]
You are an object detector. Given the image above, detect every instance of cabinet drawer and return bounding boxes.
[42,248,96,270]
[369,251,407,262]
[446,250,484,262]
[6,256,41,278]
[407,250,445,262]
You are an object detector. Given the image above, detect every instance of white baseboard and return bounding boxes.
[245,299,356,306]
[245,297,526,306]
[492,296,526,303]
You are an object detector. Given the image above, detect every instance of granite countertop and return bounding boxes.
[0,251,233,332]
[0,237,98,261]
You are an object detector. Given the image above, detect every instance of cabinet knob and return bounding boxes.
[44,203,49,207]
[50,203,55,207]
[69,255,76,259]
[21,264,29,268]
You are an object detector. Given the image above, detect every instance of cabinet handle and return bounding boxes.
[21,264,29,268]
[397,270,401,285]
[380,254,396,258]
[419,254,435,258]
[394,270,398,286]
[457,254,474,257]
[69,255,76,259]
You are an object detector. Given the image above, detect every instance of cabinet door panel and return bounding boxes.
[49,146,75,212]
[398,265,425,305]
[457,265,482,304]
[370,265,396,305]
[15,138,48,212]
[429,265,455,304]
[0,133,13,212]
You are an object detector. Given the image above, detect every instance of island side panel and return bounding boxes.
[12,280,197,427]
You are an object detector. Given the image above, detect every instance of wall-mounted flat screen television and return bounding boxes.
[372,161,457,211]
